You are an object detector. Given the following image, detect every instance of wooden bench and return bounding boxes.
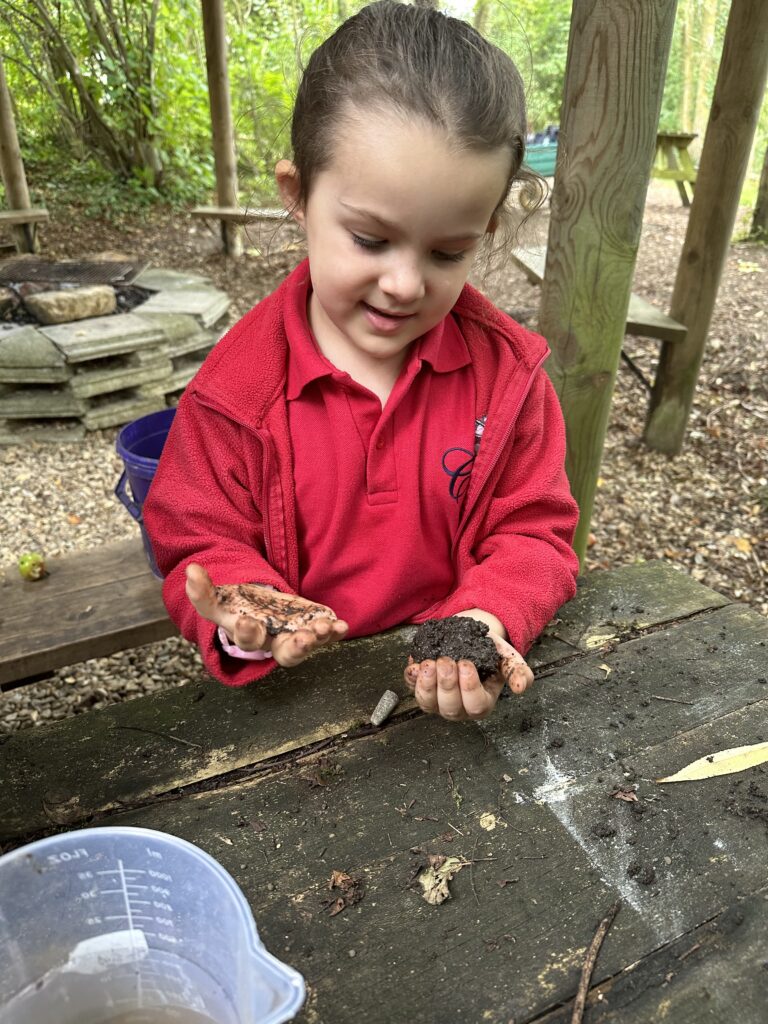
[511,244,687,344]
[0,207,49,226]
[652,131,698,206]
[190,205,285,225]
[0,538,176,691]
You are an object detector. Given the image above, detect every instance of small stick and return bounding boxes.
[469,837,480,907]
[570,899,622,1024]
[446,821,465,836]
[651,695,695,706]
[114,725,203,750]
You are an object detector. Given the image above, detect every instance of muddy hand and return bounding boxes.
[403,634,533,721]
[492,635,534,695]
[185,563,349,667]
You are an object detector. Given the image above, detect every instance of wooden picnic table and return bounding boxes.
[652,131,698,206]
[2,561,767,1022]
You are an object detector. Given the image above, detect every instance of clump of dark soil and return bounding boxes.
[627,860,656,886]
[410,617,499,681]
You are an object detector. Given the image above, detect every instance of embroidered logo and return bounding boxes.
[441,415,487,501]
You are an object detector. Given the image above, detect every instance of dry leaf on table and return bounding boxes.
[656,741,768,783]
[418,855,466,906]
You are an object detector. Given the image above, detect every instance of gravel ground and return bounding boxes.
[1,184,766,733]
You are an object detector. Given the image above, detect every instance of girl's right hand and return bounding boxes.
[184,563,349,668]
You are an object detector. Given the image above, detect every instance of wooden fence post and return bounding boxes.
[0,55,39,253]
[644,0,768,455]
[201,0,242,257]
[538,0,678,563]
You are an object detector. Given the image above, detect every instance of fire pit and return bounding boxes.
[0,257,231,443]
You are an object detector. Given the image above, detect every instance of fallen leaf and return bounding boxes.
[656,741,768,783]
[322,869,366,915]
[724,535,752,554]
[418,855,466,906]
[737,260,763,274]
[611,787,638,802]
[479,812,497,831]
[67,513,82,525]
[599,663,612,678]
[217,835,233,846]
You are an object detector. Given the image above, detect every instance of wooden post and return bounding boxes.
[201,0,242,257]
[0,55,39,253]
[644,0,768,454]
[538,0,678,563]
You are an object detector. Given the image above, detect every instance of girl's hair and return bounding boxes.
[289,0,544,249]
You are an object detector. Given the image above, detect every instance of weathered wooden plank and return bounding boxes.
[0,207,49,225]
[82,716,657,1024]
[535,559,729,654]
[485,602,768,792]
[533,895,766,1023]
[0,564,729,838]
[0,538,175,687]
[191,205,285,224]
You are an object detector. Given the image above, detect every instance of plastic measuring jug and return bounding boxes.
[0,827,305,1024]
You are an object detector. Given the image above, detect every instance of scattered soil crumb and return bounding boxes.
[410,618,498,680]
[591,821,617,839]
[627,860,656,886]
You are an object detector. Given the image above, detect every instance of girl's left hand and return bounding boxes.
[403,634,533,721]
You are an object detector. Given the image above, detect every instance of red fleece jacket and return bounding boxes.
[143,261,579,686]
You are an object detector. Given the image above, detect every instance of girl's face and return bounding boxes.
[277,107,512,381]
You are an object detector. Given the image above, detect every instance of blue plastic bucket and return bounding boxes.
[115,407,176,579]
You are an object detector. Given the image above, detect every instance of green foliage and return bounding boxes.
[1,0,764,218]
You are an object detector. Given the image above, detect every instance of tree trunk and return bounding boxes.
[201,0,242,256]
[691,0,719,156]
[0,55,39,252]
[680,0,695,130]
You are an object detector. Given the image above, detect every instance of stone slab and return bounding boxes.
[133,268,213,291]
[162,329,218,359]
[134,311,202,343]
[0,417,85,444]
[40,313,165,363]
[0,364,71,384]
[0,325,67,368]
[82,388,166,430]
[138,288,231,328]
[70,356,173,399]
[0,385,84,418]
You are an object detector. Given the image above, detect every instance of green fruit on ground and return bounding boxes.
[18,552,47,581]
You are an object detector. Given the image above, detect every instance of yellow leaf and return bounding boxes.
[599,663,612,678]
[737,260,762,274]
[724,535,752,554]
[656,741,768,783]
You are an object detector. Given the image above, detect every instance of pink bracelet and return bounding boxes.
[217,626,274,661]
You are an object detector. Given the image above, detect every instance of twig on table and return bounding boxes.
[114,725,203,750]
[571,899,622,1024]
[651,695,695,706]
[469,836,480,907]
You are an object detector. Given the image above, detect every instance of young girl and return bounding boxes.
[143,0,579,722]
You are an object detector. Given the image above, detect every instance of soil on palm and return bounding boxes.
[410,618,499,681]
